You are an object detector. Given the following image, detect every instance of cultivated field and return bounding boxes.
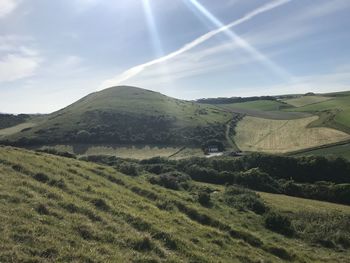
[234,116,350,153]
[282,96,332,107]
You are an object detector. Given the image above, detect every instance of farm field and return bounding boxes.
[292,142,350,161]
[36,145,205,159]
[282,95,333,107]
[219,100,310,120]
[0,146,349,262]
[259,192,350,214]
[286,94,350,132]
[221,100,286,111]
[234,116,350,153]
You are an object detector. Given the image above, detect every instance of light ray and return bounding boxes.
[186,0,293,80]
[99,0,292,89]
[142,0,164,57]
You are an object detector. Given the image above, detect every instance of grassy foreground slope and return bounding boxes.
[1,147,349,262]
[234,116,350,153]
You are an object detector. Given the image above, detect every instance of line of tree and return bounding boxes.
[196,96,277,105]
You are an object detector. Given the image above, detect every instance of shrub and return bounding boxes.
[33,173,50,183]
[91,198,110,211]
[224,186,267,214]
[292,211,350,249]
[264,211,294,236]
[198,191,211,207]
[117,162,139,176]
[149,172,190,190]
[36,204,50,215]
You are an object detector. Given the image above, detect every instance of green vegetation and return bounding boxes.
[221,100,287,111]
[293,143,350,161]
[286,93,350,133]
[234,116,349,153]
[0,146,349,262]
[1,86,235,148]
[283,95,332,107]
[0,114,30,129]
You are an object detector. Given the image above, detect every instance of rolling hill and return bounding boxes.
[0,146,349,262]
[0,86,234,148]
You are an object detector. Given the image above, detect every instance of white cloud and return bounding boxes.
[0,53,41,82]
[0,0,18,18]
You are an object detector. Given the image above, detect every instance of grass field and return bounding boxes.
[286,93,350,132]
[292,143,350,161]
[282,96,332,107]
[259,192,350,214]
[0,122,36,137]
[221,100,287,111]
[0,146,349,262]
[234,116,350,153]
[219,100,310,120]
[37,144,205,159]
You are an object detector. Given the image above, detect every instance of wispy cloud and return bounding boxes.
[0,33,42,82]
[0,0,18,18]
[0,53,41,82]
[99,0,291,89]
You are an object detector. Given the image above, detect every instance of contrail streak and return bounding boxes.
[99,0,291,89]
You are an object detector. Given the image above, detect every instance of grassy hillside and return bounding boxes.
[217,100,309,120]
[282,95,332,107]
[0,146,349,262]
[234,116,350,153]
[286,93,350,133]
[1,86,233,147]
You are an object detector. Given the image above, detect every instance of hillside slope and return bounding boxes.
[1,86,233,147]
[0,146,349,262]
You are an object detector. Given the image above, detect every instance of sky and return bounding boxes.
[1,0,350,114]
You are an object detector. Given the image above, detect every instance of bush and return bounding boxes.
[292,211,350,249]
[117,162,139,176]
[264,211,294,236]
[149,172,190,190]
[198,191,211,207]
[91,198,110,211]
[33,173,50,183]
[224,186,267,214]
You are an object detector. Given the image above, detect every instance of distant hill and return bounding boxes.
[1,86,235,147]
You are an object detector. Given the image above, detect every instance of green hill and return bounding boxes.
[0,146,349,262]
[1,86,233,147]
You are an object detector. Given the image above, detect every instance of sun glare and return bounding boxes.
[185,0,294,81]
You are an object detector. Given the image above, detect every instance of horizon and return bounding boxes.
[1,85,349,115]
[1,0,350,113]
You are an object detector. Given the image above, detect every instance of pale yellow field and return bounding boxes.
[0,122,36,137]
[282,96,332,107]
[234,116,350,153]
[84,145,184,159]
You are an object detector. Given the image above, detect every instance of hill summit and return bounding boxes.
[3,86,233,147]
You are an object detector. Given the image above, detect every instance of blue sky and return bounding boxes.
[1,0,350,113]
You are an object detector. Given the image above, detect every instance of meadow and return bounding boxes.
[234,116,350,153]
[0,146,349,262]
